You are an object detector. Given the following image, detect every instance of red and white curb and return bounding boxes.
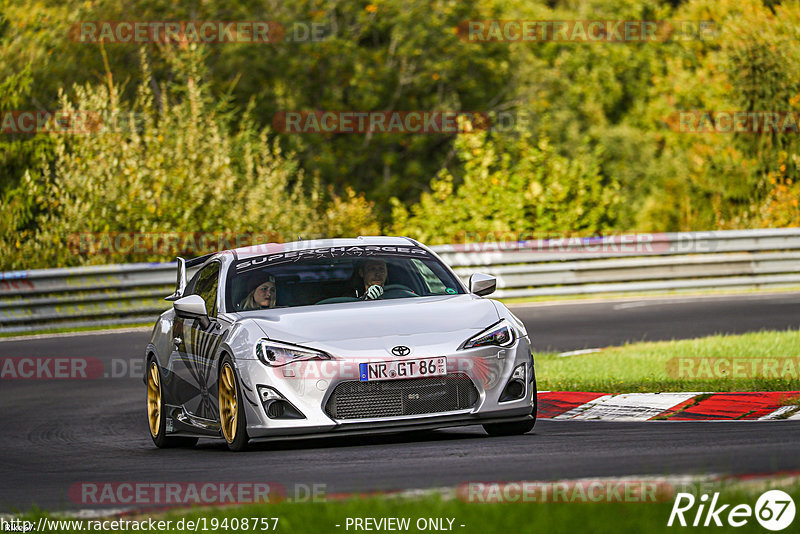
[538,391,800,421]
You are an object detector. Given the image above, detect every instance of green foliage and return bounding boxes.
[641,0,800,229]
[392,124,620,244]
[0,0,514,210]
[237,0,514,210]
[0,49,379,269]
[2,0,800,270]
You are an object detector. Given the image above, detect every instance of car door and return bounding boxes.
[171,261,225,425]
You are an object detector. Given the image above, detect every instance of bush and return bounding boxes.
[392,123,621,244]
[0,49,379,269]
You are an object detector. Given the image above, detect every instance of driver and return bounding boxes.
[240,275,277,310]
[358,259,387,300]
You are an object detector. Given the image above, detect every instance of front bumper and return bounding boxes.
[233,338,536,439]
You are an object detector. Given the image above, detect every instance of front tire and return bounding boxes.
[218,355,249,451]
[482,380,538,437]
[146,359,198,448]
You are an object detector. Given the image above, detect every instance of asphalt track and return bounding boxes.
[1,292,799,512]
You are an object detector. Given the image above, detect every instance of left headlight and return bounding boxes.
[255,339,331,367]
[460,319,516,350]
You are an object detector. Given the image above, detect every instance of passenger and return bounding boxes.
[241,275,277,310]
[357,259,388,300]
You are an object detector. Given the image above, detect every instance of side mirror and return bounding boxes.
[173,294,210,329]
[165,257,187,301]
[469,273,497,296]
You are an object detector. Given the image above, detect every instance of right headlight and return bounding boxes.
[459,319,516,350]
[255,339,331,367]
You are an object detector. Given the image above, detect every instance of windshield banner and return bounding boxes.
[235,245,430,272]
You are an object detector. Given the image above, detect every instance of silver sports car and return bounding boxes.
[145,236,536,451]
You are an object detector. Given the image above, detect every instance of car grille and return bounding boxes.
[325,373,479,420]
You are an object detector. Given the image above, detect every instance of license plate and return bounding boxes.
[359,357,447,382]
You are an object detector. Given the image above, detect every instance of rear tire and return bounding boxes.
[218,355,249,452]
[146,358,198,448]
[483,380,537,436]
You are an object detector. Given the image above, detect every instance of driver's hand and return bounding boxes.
[364,284,384,300]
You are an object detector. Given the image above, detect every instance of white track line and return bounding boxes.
[556,348,603,357]
[0,326,151,343]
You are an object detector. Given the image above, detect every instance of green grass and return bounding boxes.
[17,482,800,534]
[536,329,800,393]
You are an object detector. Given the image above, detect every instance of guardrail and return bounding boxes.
[0,263,176,333]
[1,228,799,333]
[435,228,800,298]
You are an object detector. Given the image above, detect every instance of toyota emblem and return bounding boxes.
[391,345,411,356]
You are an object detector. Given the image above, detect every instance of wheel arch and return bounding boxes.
[217,348,260,413]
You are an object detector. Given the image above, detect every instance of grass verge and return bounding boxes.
[535,329,800,393]
[17,481,800,534]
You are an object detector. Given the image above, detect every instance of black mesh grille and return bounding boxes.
[325,373,479,420]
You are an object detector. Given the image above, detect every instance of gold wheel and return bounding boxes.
[146,361,161,438]
[219,363,238,443]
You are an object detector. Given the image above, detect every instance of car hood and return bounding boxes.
[237,294,500,355]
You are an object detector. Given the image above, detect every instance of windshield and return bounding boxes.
[226,245,465,311]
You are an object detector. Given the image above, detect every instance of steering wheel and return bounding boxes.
[380,283,416,298]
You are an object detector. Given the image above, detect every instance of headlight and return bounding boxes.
[255,340,330,367]
[460,319,515,350]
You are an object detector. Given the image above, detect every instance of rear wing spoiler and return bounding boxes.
[164,252,218,301]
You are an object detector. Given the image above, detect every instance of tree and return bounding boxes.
[393,122,620,243]
[0,49,378,269]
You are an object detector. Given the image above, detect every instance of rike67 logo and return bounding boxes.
[668,490,795,530]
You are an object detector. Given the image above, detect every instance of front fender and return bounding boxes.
[221,319,269,361]
[143,310,176,384]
